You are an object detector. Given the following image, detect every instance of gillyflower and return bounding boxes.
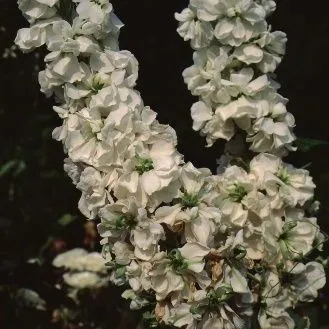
[264,212,318,261]
[76,166,117,218]
[191,100,236,144]
[99,198,165,260]
[234,30,287,73]
[170,285,252,329]
[39,51,86,96]
[183,46,232,104]
[150,243,210,301]
[155,162,220,247]
[73,0,113,25]
[256,0,276,16]
[114,139,182,208]
[15,18,61,51]
[63,271,108,289]
[46,20,81,55]
[288,261,326,303]
[175,7,214,49]
[125,260,153,293]
[53,248,88,269]
[191,0,267,46]
[214,165,269,227]
[250,153,315,209]
[246,98,296,155]
[65,49,138,102]
[18,0,59,23]
[53,249,109,290]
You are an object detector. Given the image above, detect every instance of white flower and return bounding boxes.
[191,101,213,131]
[77,252,106,272]
[256,0,276,16]
[74,0,113,25]
[46,20,80,55]
[76,166,115,218]
[63,157,83,185]
[234,31,287,73]
[246,98,296,154]
[149,252,186,301]
[290,261,326,303]
[126,260,152,292]
[155,162,220,247]
[63,271,106,289]
[150,244,209,301]
[191,0,267,46]
[215,165,267,227]
[131,221,165,261]
[264,214,318,261]
[183,46,231,103]
[15,18,60,51]
[175,7,214,49]
[111,241,134,265]
[39,52,86,96]
[114,140,181,207]
[18,0,58,23]
[53,248,88,268]
[16,288,46,311]
[250,153,315,208]
[258,311,295,329]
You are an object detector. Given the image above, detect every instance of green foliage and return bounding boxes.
[296,137,329,152]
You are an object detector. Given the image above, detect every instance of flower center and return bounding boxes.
[135,157,154,174]
[228,184,248,202]
[207,285,234,309]
[181,193,199,208]
[168,249,188,274]
[276,167,290,184]
[114,215,136,230]
[90,74,106,93]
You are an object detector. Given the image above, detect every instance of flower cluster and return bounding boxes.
[16,1,326,329]
[53,248,109,290]
[176,0,295,155]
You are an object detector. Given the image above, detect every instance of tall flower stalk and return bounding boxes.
[15,0,326,328]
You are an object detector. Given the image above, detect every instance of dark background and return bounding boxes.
[0,0,329,328]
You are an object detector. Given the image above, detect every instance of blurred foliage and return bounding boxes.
[0,0,329,328]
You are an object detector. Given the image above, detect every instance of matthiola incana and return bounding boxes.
[178,0,293,154]
[16,0,326,328]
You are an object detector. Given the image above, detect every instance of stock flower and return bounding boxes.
[114,140,181,207]
[53,248,88,268]
[250,153,315,208]
[150,243,210,301]
[16,0,326,328]
[74,0,113,25]
[155,162,220,247]
[39,52,86,95]
[247,98,296,154]
[214,165,261,227]
[15,18,60,51]
[76,166,115,218]
[290,261,326,303]
[234,30,287,73]
[18,0,58,23]
[63,271,106,289]
[191,0,267,46]
[183,46,231,103]
[175,7,214,49]
[264,213,318,261]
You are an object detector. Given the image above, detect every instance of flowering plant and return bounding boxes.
[15,0,327,328]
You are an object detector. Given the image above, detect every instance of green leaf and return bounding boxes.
[58,214,76,226]
[13,161,26,177]
[296,138,329,152]
[0,160,17,178]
